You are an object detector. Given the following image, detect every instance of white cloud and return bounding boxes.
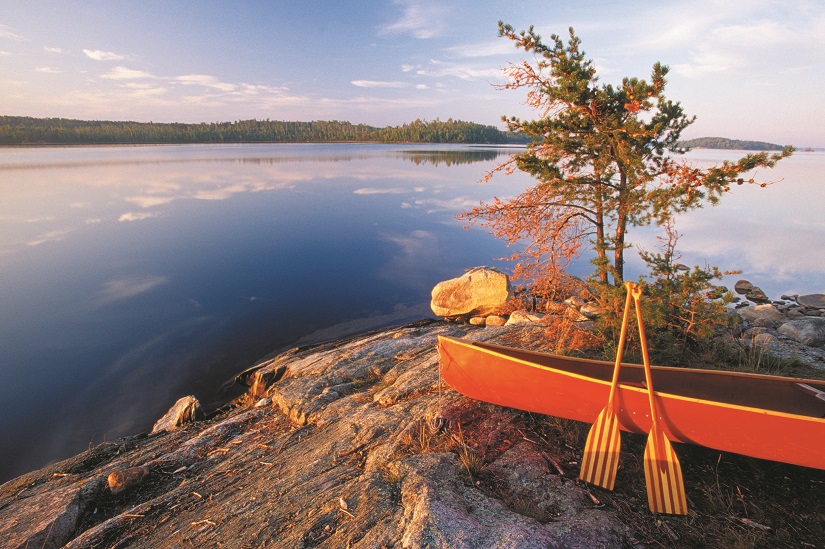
[354,187,407,195]
[672,50,738,77]
[603,2,825,80]
[118,83,168,98]
[0,24,25,41]
[118,211,160,222]
[44,46,63,54]
[417,59,501,81]
[351,80,410,88]
[35,66,60,74]
[379,0,448,39]
[26,227,75,246]
[83,49,126,61]
[445,40,513,58]
[100,66,156,80]
[175,74,237,92]
[125,195,175,208]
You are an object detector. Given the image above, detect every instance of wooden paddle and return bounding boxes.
[579,283,634,490]
[630,283,688,515]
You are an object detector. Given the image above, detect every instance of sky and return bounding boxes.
[1,0,823,146]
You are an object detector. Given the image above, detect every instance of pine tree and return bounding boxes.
[461,23,793,293]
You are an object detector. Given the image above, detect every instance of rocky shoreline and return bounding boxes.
[1,321,629,548]
[2,272,823,548]
[430,268,825,369]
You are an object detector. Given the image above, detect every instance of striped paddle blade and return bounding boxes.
[579,283,634,491]
[579,407,621,490]
[644,427,688,515]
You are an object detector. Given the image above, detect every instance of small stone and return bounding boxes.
[485,315,506,326]
[734,280,754,295]
[563,296,585,308]
[579,302,601,319]
[151,395,203,434]
[469,316,485,326]
[505,310,545,326]
[107,466,150,495]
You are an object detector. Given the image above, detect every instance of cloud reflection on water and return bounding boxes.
[97,275,168,305]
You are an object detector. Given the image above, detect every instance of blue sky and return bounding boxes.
[1,0,823,145]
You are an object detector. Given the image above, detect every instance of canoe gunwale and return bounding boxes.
[445,337,825,422]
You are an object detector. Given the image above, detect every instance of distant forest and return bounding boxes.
[0,116,527,145]
[677,136,787,151]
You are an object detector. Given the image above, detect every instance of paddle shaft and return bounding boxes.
[630,284,659,432]
[608,287,635,408]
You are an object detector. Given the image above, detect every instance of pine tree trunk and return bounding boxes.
[595,182,608,284]
[614,172,628,284]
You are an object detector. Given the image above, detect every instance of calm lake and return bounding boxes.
[1,144,823,482]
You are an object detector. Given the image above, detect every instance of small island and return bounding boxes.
[678,136,788,151]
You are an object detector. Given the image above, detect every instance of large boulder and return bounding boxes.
[734,279,770,303]
[797,294,825,310]
[431,267,513,317]
[738,304,784,324]
[778,318,825,347]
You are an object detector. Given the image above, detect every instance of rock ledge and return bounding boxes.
[0,321,625,548]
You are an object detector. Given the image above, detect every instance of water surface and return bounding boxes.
[0,144,822,482]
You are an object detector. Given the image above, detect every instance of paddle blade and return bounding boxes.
[579,407,621,490]
[643,429,688,515]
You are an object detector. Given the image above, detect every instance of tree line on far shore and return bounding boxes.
[0,116,529,145]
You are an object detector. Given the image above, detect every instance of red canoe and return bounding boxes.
[437,336,825,470]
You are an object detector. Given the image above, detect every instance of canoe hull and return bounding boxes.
[437,336,825,470]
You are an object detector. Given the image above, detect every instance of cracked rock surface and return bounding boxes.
[0,320,625,548]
